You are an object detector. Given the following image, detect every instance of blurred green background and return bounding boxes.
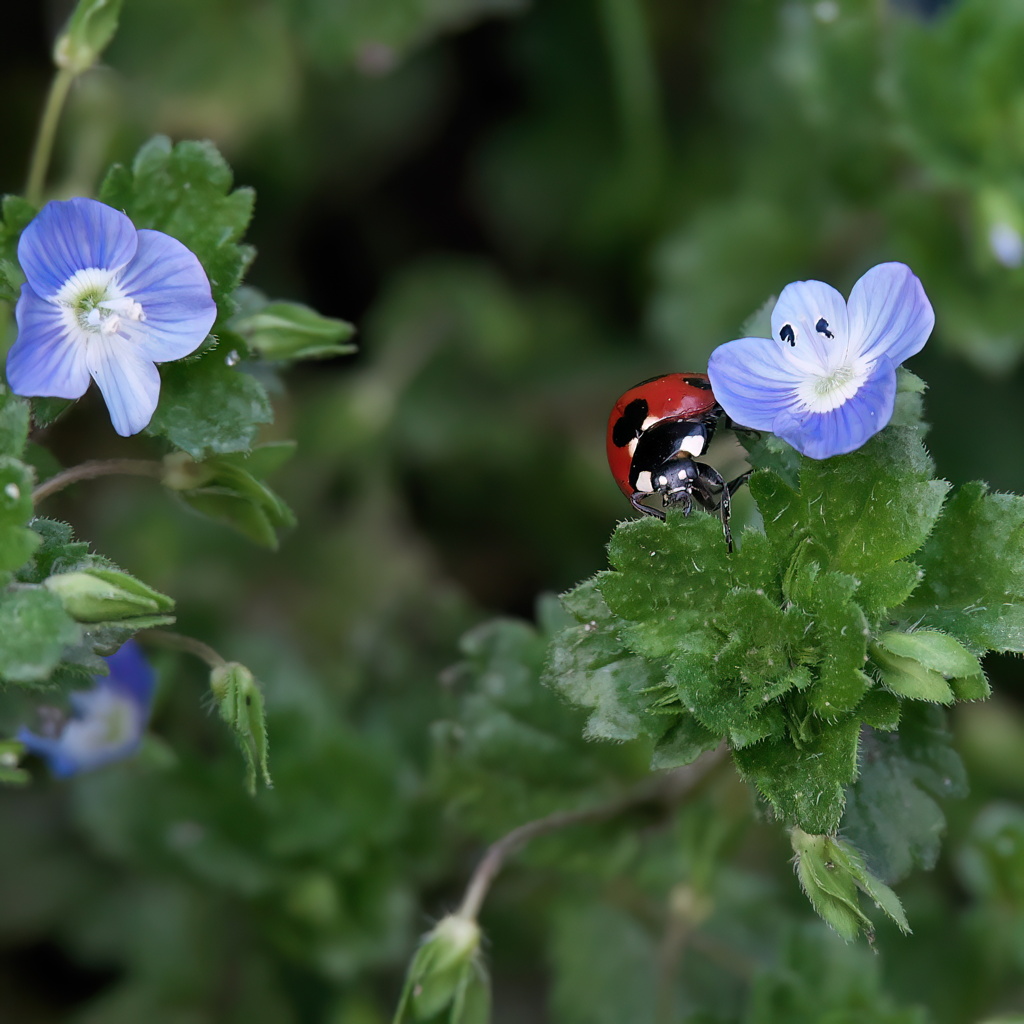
[4,0,1024,1021]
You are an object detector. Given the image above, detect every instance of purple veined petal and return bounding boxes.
[7,285,91,398]
[18,198,138,299]
[846,262,934,367]
[117,229,217,362]
[771,278,850,369]
[770,357,898,460]
[708,336,806,431]
[85,334,162,437]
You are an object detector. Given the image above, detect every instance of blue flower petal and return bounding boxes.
[16,727,85,778]
[103,639,156,705]
[771,279,850,366]
[708,336,805,431]
[86,336,162,436]
[7,285,91,398]
[17,641,154,779]
[770,358,898,459]
[118,229,217,362]
[847,262,934,366]
[18,198,137,299]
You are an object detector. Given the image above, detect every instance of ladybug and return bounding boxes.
[606,373,751,551]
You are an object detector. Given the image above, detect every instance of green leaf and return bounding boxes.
[843,705,967,884]
[0,196,35,302]
[0,390,29,459]
[446,610,648,836]
[147,353,272,458]
[0,457,40,576]
[545,578,666,742]
[549,901,658,1024]
[0,585,81,684]
[794,428,949,576]
[906,482,1024,652]
[733,717,861,834]
[14,518,90,584]
[746,921,928,1023]
[649,716,720,770]
[99,136,255,310]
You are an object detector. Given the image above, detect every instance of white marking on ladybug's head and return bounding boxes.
[641,414,662,432]
[634,470,653,493]
[627,438,639,458]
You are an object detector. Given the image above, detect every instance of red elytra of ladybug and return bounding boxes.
[606,372,751,551]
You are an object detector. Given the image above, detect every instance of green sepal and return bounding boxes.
[393,916,490,1024]
[210,661,272,794]
[54,0,124,73]
[871,629,989,704]
[163,447,296,548]
[231,291,356,362]
[791,828,910,941]
[43,568,175,623]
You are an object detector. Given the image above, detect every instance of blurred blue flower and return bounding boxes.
[18,641,155,777]
[707,263,934,460]
[6,197,217,436]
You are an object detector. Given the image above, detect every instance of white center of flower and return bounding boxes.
[62,686,141,760]
[779,316,873,415]
[54,267,145,343]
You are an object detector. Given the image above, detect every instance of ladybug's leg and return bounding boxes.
[629,491,664,519]
[691,462,737,553]
[719,414,761,440]
[726,470,752,498]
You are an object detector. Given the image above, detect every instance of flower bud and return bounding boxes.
[790,828,909,942]
[210,662,271,793]
[44,568,174,623]
[54,0,125,74]
[395,914,490,1023]
[232,299,355,362]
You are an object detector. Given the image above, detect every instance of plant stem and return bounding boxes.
[599,0,667,185]
[32,459,165,505]
[141,629,227,669]
[26,67,77,206]
[456,744,727,922]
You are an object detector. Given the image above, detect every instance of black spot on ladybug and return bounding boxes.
[681,376,713,390]
[612,398,648,448]
[779,323,796,346]
[815,317,834,339]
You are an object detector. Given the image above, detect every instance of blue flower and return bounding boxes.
[18,641,156,777]
[707,263,934,460]
[6,197,217,437]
